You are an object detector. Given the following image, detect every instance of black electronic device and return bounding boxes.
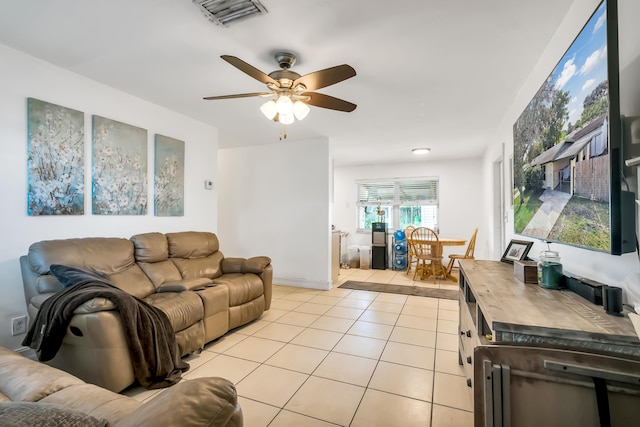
[565,275,604,305]
[603,286,624,315]
[512,0,636,255]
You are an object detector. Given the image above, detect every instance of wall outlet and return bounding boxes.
[11,315,27,336]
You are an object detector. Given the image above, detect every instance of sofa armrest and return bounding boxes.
[156,278,214,292]
[116,377,242,427]
[221,256,271,275]
[72,297,117,314]
[220,257,243,274]
[241,256,271,274]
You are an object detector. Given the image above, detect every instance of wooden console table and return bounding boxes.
[458,260,640,426]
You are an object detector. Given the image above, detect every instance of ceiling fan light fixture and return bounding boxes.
[204,53,357,138]
[276,95,293,115]
[412,147,431,155]
[278,112,294,125]
[260,100,277,120]
[293,101,310,121]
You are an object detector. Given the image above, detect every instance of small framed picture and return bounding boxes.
[501,239,533,264]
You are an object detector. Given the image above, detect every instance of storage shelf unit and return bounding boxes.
[458,260,640,426]
[391,235,408,271]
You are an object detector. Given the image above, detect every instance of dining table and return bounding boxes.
[409,237,466,282]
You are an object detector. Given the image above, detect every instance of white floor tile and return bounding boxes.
[333,334,387,359]
[236,364,308,407]
[312,352,377,387]
[284,376,365,426]
[351,389,432,427]
[144,268,472,427]
[368,360,434,401]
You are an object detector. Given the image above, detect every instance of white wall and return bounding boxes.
[0,44,219,351]
[485,0,640,291]
[218,138,332,289]
[333,158,486,263]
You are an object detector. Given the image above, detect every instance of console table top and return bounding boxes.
[459,260,640,350]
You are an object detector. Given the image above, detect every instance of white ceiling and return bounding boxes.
[0,0,575,166]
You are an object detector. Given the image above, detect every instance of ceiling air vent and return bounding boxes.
[193,0,268,27]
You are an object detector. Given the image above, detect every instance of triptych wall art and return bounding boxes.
[27,98,85,215]
[154,134,185,216]
[26,98,185,217]
[92,116,148,215]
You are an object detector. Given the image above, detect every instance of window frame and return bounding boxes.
[355,177,439,233]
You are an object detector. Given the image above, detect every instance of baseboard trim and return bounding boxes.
[273,276,331,290]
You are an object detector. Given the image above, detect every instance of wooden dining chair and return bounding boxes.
[409,227,442,281]
[446,228,478,275]
[404,225,416,275]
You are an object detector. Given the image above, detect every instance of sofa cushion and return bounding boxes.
[108,264,156,299]
[144,291,204,332]
[138,259,183,288]
[50,264,109,288]
[117,378,238,427]
[214,273,264,307]
[0,347,84,403]
[0,402,108,427]
[27,238,135,276]
[39,383,140,426]
[172,252,224,280]
[166,231,220,259]
[130,232,169,263]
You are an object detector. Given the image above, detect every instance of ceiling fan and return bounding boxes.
[203,52,357,138]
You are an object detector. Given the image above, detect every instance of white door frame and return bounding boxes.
[492,144,505,259]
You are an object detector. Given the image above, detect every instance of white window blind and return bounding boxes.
[398,179,438,205]
[357,181,395,204]
[356,178,439,231]
[357,179,438,206]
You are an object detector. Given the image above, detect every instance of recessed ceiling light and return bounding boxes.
[412,148,431,155]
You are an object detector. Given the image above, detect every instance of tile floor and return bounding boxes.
[123,268,473,426]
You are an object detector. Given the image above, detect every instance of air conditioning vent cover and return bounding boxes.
[193,0,268,27]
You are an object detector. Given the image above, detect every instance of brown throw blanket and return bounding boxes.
[22,264,189,389]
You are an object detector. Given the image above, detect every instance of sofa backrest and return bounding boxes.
[166,232,224,280]
[22,237,156,302]
[131,231,226,290]
[131,232,184,289]
[21,232,232,306]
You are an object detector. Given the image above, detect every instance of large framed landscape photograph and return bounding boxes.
[512,0,631,254]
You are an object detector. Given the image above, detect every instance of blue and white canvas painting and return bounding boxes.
[154,134,185,216]
[27,98,85,215]
[92,115,148,215]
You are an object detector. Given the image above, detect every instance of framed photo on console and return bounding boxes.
[501,239,533,264]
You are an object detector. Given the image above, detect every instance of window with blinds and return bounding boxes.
[356,178,439,231]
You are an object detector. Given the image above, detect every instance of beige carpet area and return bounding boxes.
[338,280,459,300]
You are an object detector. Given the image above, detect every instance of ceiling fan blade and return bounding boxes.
[302,92,357,112]
[203,92,271,100]
[294,64,356,91]
[221,55,278,85]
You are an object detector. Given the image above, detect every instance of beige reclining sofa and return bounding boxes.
[20,231,272,392]
[0,346,243,427]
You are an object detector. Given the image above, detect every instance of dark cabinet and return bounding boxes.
[371,222,387,269]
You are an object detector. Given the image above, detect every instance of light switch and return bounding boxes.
[204,180,213,190]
